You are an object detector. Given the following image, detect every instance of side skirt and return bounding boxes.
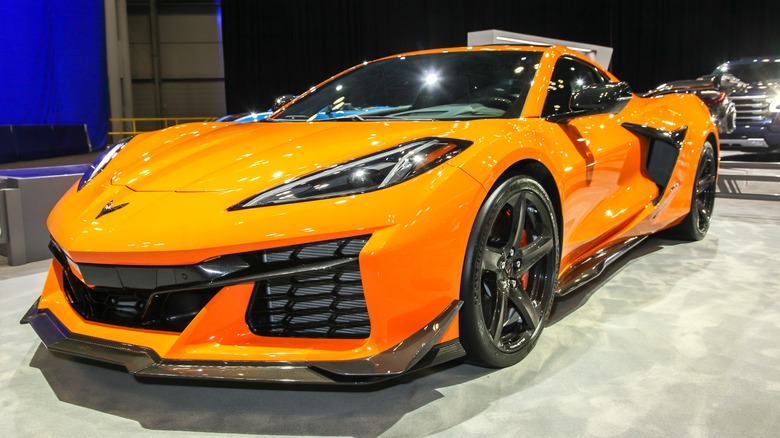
[556,236,647,296]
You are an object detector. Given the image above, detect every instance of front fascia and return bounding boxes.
[38,165,486,366]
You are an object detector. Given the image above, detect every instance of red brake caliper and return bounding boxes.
[520,229,529,289]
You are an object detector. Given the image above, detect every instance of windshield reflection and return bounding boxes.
[271,50,543,122]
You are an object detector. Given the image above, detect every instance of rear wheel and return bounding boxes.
[459,176,560,368]
[666,141,717,241]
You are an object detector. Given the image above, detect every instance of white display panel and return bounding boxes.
[467,29,614,70]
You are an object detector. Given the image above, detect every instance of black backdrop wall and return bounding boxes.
[222,0,780,114]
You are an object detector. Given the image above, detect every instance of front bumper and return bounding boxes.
[30,161,485,382]
[22,298,464,384]
[720,119,780,148]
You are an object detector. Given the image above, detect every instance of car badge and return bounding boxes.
[96,201,129,219]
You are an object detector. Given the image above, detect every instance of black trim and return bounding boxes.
[50,237,368,294]
[622,123,688,204]
[49,236,371,334]
[547,82,632,124]
[621,123,687,146]
[557,236,647,296]
[227,138,473,210]
[21,300,464,384]
[314,301,463,375]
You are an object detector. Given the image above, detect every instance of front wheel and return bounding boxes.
[459,176,560,368]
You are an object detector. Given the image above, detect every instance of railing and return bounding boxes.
[717,161,780,201]
[109,117,216,138]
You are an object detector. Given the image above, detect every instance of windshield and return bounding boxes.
[716,60,780,83]
[271,51,543,122]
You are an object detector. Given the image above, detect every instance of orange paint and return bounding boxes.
[34,45,717,366]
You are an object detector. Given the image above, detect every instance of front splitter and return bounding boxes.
[21,299,465,385]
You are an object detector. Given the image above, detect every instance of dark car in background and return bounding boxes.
[714,57,780,149]
[644,73,745,135]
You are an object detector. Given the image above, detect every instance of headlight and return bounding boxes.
[769,96,780,113]
[78,136,133,190]
[230,137,472,209]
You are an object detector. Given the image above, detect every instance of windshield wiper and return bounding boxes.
[269,114,310,121]
[329,114,365,121]
[324,115,427,122]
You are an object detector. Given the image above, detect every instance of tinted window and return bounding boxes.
[272,51,543,121]
[542,57,606,117]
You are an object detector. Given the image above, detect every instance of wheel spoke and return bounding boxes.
[508,285,539,331]
[504,309,520,326]
[506,193,527,250]
[516,235,553,275]
[489,284,508,344]
[697,199,709,218]
[696,175,716,194]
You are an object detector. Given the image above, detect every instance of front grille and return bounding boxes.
[732,94,770,122]
[246,236,371,338]
[62,268,221,332]
[52,235,371,337]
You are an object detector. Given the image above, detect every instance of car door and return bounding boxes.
[540,57,658,262]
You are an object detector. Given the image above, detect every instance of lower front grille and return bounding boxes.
[62,269,221,332]
[246,236,371,339]
[51,235,371,337]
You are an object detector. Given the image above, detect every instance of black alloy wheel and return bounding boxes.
[460,176,560,368]
[667,141,717,241]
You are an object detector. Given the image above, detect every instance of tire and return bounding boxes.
[666,141,717,241]
[724,102,736,135]
[459,176,560,368]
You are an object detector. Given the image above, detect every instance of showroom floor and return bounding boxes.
[1,197,779,437]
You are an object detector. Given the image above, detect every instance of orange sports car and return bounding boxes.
[22,45,718,384]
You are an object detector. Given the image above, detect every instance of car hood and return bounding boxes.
[109,120,476,193]
[735,82,780,95]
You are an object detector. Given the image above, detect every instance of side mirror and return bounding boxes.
[548,81,632,124]
[272,94,296,112]
[570,81,632,113]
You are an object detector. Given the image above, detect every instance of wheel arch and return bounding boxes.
[494,159,563,247]
[706,132,719,158]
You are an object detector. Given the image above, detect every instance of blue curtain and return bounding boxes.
[0,1,109,149]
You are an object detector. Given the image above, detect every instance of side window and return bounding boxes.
[541,57,606,117]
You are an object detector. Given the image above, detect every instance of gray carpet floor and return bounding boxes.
[1,198,779,437]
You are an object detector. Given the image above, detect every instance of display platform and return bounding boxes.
[0,165,88,265]
[1,197,779,437]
